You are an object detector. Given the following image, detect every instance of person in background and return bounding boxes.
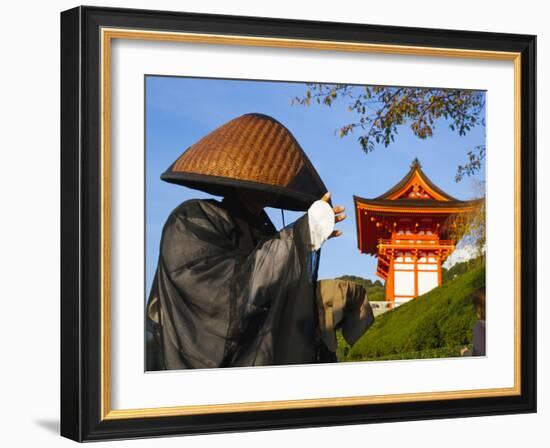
[460,287,486,357]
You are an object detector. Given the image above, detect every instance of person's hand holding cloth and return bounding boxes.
[307,192,346,251]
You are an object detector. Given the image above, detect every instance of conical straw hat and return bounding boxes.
[161,113,328,211]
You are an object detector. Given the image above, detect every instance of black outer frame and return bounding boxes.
[60,5,537,442]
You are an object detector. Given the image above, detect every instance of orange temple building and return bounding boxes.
[354,159,482,305]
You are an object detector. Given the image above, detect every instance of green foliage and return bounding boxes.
[441,256,484,284]
[336,275,385,302]
[292,85,486,182]
[338,263,485,362]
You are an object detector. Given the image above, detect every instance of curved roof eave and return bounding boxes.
[373,158,460,202]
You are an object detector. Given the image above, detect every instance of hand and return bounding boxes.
[321,192,346,239]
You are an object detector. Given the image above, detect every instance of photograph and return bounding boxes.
[57,6,537,441]
[144,77,487,370]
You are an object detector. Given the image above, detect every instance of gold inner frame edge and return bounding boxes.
[100,27,522,420]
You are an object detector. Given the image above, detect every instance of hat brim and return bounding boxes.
[161,171,324,212]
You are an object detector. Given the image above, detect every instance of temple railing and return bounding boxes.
[378,238,454,247]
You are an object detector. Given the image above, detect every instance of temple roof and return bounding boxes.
[354,196,483,211]
[354,158,480,210]
[354,159,484,256]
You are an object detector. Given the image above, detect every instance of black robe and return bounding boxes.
[146,197,325,370]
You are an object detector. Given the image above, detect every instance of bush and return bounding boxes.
[338,263,485,362]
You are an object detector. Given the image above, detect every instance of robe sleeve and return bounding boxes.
[148,199,320,370]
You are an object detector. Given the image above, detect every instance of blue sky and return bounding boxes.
[145,76,486,295]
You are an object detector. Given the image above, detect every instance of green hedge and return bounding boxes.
[337,263,485,362]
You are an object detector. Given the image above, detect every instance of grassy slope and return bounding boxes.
[338,263,485,362]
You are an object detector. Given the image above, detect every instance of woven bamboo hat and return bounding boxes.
[161,113,328,211]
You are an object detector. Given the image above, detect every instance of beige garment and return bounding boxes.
[316,279,375,352]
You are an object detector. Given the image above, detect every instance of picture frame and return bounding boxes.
[60,5,536,441]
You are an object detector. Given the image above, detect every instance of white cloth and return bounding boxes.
[307,200,335,251]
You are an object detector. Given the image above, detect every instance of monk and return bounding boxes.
[146,113,347,370]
